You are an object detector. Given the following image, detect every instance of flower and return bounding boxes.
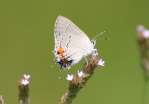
[143,30,149,38]
[97,59,105,66]
[19,74,31,86]
[66,74,73,81]
[23,74,30,80]
[77,70,85,78]
[20,79,29,85]
[137,25,149,39]
[137,25,145,33]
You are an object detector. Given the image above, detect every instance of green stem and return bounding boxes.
[143,77,149,104]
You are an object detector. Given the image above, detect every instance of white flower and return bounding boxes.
[77,70,85,78]
[143,30,149,38]
[19,74,31,85]
[97,59,105,66]
[137,25,145,33]
[137,25,149,39]
[66,74,73,81]
[21,79,29,85]
[23,74,31,80]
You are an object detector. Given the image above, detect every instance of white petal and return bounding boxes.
[97,59,105,66]
[66,74,73,81]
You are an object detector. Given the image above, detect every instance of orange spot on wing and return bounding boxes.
[56,47,65,58]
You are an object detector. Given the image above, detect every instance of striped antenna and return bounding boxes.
[92,30,106,40]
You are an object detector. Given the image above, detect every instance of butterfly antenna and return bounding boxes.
[92,30,106,40]
[91,30,106,46]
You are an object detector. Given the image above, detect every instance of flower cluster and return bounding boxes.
[137,25,149,39]
[66,70,85,81]
[66,57,105,82]
[19,74,31,86]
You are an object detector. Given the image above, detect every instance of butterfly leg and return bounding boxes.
[84,56,89,65]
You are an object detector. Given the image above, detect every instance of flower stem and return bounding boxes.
[137,25,149,104]
[18,74,31,104]
[0,96,4,104]
[59,54,103,104]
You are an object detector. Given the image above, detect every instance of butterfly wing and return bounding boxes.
[54,16,94,64]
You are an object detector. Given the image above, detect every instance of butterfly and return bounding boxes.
[54,16,96,69]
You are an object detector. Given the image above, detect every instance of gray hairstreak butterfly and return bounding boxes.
[54,16,96,69]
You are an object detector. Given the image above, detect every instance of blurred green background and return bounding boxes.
[0,0,149,104]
